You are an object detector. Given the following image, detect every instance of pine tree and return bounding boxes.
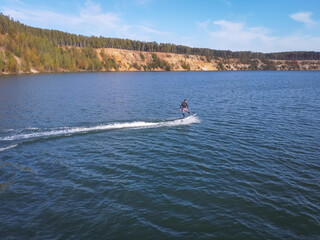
[0,50,5,72]
[5,50,18,73]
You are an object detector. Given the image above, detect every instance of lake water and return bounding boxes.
[0,71,320,239]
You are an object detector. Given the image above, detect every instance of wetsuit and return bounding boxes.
[180,101,190,117]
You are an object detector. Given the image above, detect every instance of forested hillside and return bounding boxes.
[1,13,320,74]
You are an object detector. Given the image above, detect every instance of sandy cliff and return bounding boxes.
[97,48,320,72]
[1,46,320,74]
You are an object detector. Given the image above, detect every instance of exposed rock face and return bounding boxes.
[97,48,320,72]
[1,46,320,74]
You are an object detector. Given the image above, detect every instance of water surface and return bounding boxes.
[1,71,320,239]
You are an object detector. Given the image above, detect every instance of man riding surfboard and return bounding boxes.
[180,99,191,118]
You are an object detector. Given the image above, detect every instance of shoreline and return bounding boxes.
[1,69,320,76]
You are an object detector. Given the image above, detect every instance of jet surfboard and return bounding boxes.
[184,113,196,118]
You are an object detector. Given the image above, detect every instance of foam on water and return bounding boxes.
[0,116,200,141]
[0,144,18,152]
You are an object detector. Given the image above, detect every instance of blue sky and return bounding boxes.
[1,0,320,52]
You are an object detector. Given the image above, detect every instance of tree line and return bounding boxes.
[0,31,125,73]
[1,13,320,61]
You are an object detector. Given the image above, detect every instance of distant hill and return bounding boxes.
[1,13,320,74]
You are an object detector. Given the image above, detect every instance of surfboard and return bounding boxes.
[185,113,196,118]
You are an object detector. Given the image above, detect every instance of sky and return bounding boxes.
[1,0,320,53]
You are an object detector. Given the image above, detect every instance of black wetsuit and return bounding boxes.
[180,101,190,117]
[180,101,189,109]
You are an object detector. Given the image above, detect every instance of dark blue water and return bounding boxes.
[1,71,320,239]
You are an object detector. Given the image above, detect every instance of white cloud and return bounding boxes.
[2,1,128,36]
[3,8,82,27]
[2,0,320,52]
[195,20,211,31]
[290,11,316,27]
[1,0,169,40]
[78,0,128,35]
[135,25,171,35]
[276,35,320,52]
[209,20,276,52]
[201,19,320,52]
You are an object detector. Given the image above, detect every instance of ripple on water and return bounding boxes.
[1,72,320,239]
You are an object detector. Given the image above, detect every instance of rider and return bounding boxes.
[180,99,191,118]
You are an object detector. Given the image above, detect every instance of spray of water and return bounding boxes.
[0,116,200,142]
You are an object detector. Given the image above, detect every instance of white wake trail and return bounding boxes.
[0,116,200,141]
[0,144,18,152]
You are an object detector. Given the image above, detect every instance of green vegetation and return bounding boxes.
[1,14,319,61]
[100,50,119,71]
[5,50,18,72]
[0,50,6,72]
[262,60,278,70]
[0,13,319,74]
[249,60,259,70]
[131,62,141,70]
[181,61,190,70]
[146,54,171,71]
[0,30,109,73]
[217,62,224,70]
